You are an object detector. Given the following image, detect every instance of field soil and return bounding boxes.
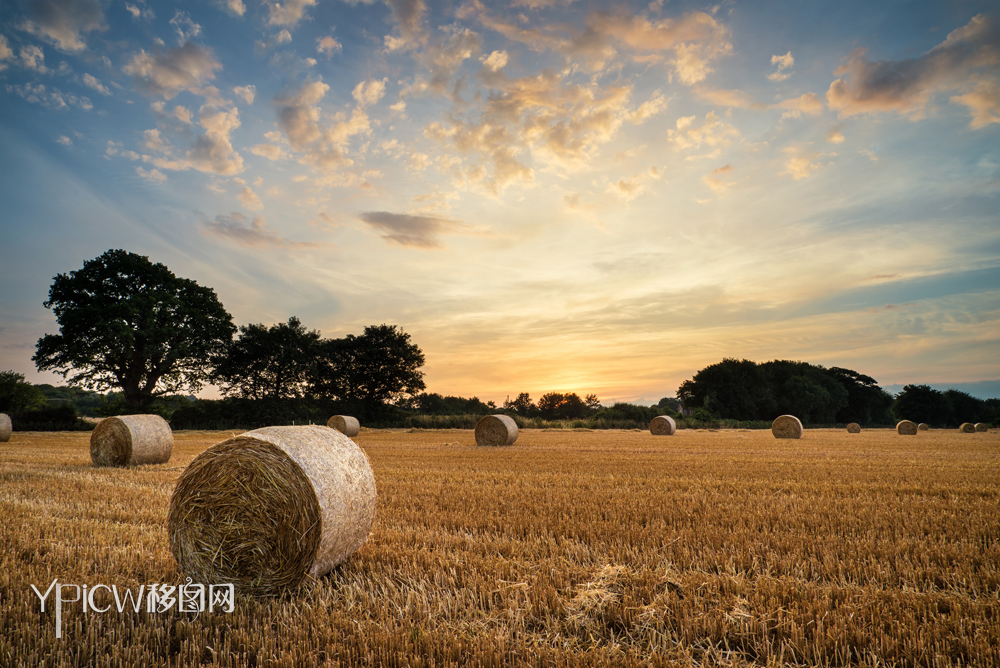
[2,427,999,667]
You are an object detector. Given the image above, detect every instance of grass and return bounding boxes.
[1,427,999,667]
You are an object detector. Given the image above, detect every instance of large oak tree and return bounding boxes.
[33,249,235,408]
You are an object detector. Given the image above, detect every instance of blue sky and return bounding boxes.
[0,0,998,403]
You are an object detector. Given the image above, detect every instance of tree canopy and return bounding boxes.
[677,358,893,425]
[0,371,47,414]
[212,317,320,400]
[33,249,235,408]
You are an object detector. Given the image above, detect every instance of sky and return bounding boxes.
[0,0,998,405]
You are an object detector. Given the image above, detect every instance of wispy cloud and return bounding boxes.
[358,211,476,248]
[203,212,322,248]
[20,0,105,52]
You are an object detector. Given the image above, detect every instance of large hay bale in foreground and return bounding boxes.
[846,423,861,433]
[169,425,376,595]
[771,415,803,439]
[959,423,976,433]
[975,423,988,432]
[0,413,10,442]
[649,415,676,436]
[918,423,930,431]
[327,415,360,437]
[91,415,172,466]
[475,415,518,446]
[896,420,917,435]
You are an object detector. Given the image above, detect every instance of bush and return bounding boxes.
[11,404,91,431]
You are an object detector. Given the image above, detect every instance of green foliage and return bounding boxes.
[33,249,235,408]
[536,392,591,420]
[678,358,894,426]
[689,407,715,424]
[414,393,492,416]
[503,392,537,417]
[212,317,320,400]
[892,385,993,427]
[10,403,89,431]
[33,383,107,417]
[310,324,426,420]
[0,371,47,413]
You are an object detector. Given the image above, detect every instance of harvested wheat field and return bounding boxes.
[2,427,999,667]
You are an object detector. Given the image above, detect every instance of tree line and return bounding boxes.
[676,358,998,427]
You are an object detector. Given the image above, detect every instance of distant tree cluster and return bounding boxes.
[677,359,895,425]
[501,392,602,420]
[32,250,425,419]
[892,385,998,427]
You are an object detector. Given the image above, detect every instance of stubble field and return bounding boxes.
[1,427,998,667]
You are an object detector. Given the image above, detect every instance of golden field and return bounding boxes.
[1,427,998,667]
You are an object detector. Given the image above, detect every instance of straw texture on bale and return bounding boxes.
[649,415,676,436]
[896,420,917,435]
[0,413,10,442]
[959,423,976,433]
[90,414,172,466]
[327,415,360,437]
[975,423,988,432]
[918,423,930,431]
[475,414,518,446]
[846,423,861,433]
[169,425,376,595]
[771,415,803,439]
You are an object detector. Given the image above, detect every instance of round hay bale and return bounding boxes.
[169,425,376,595]
[0,413,11,442]
[846,422,861,433]
[896,420,917,435]
[90,414,172,466]
[959,423,976,433]
[327,415,360,437]
[475,414,518,446]
[917,423,930,431]
[975,423,988,432]
[649,415,676,435]
[771,415,803,439]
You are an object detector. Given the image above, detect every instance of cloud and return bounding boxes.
[768,51,794,81]
[123,42,223,99]
[135,166,167,182]
[255,29,293,53]
[627,91,667,123]
[82,73,111,95]
[383,0,428,52]
[702,163,735,193]
[781,147,824,180]
[694,86,764,109]
[142,128,169,152]
[19,45,52,73]
[481,50,508,71]
[950,76,1000,129]
[827,126,845,143]
[274,79,371,172]
[358,210,471,248]
[56,135,72,146]
[9,82,91,110]
[203,212,322,248]
[668,111,740,151]
[250,143,291,160]
[607,177,644,201]
[213,0,246,17]
[0,36,13,70]
[826,14,1000,125]
[172,105,193,123]
[352,78,388,106]
[124,2,155,21]
[264,0,318,27]
[21,0,105,52]
[120,107,245,175]
[169,11,202,43]
[317,36,342,56]
[233,85,255,104]
[238,186,264,210]
[777,92,824,119]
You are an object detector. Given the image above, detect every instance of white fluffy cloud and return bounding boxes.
[21,0,105,52]
[124,42,223,99]
[768,51,794,81]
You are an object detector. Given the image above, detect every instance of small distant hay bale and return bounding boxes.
[771,415,803,439]
[0,413,11,442]
[169,425,376,595]
[975,423,988,432]
[327,415,360,437]
[90,415,172,466]
[959,423,976,433]
[649,415,677,436]
[896,420,917,435]
[918,423,930,431]
[475,415,518,446]
[846,423,861,433]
